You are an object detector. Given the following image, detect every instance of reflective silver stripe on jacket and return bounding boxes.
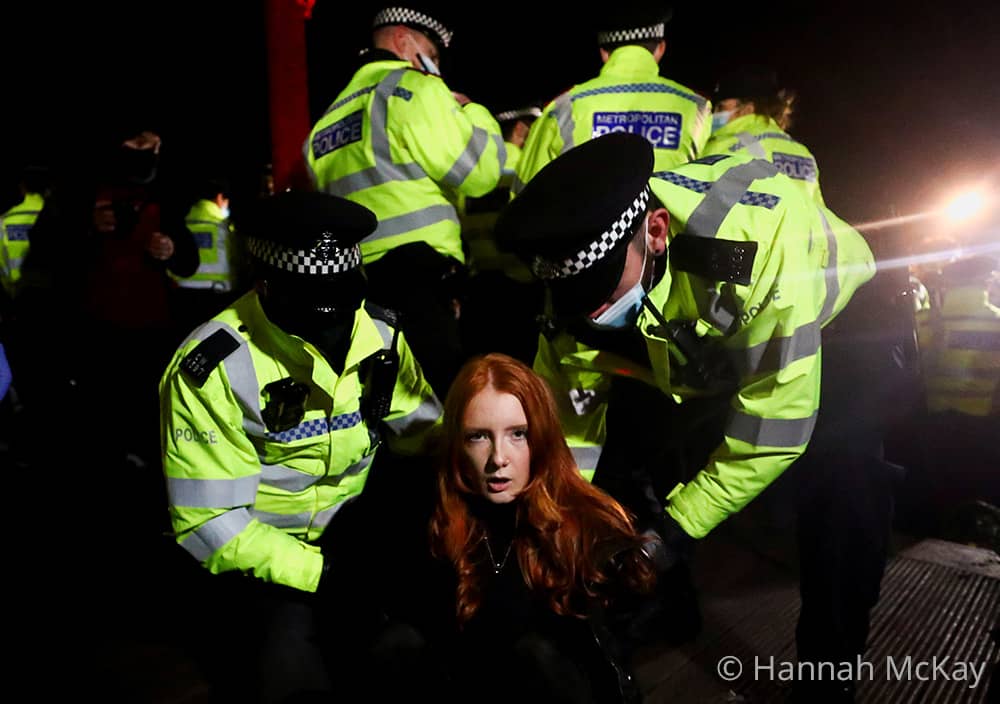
[184,321,264,436]
[817,208,841,325]
[251,509,313,530]
[366,204,459,243]
[441,127,503,189]
[736,321,822,379]
[726,410,817,448]
[181,220,231,278]
[384,397,443,435]
[322,71,428,194]
[570,445,603,471]
[320,68,499,215]
[730,131,796,157]
[167,474,261,508]
[663,159,780,332]
[180,508,253,561]
[312,495,358,532]
[734,132,767,158]
[552,93,576,155]
[684,159,779,239]
[259,453,376,493]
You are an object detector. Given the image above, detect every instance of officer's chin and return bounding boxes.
[284,309,356,342]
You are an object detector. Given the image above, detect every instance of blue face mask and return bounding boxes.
[589,223,651,330]
[590,279,646,329]
[417,53,441,76]
[711,109,735,133]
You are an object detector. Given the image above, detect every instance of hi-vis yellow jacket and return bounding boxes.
[535,154,876,539]
[457,141,533,282]
[515,46,711,194]
[171,199,239,292]
[304,52,505,265]
[702,113,826,206]
[0,192,44,297]
[917,265,1000,417]
[160,293,442,592]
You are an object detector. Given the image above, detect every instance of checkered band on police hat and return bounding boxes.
[373,7,453,48]
[531,185,650,280]
[247,233,361,276]
[597,22,666,46]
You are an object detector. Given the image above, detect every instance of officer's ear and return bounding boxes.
[647,207,670,257]
[652,40,666,62]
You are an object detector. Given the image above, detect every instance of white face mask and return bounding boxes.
[590,220,652,330]
[220,206,231,219]
[712,109,735,133]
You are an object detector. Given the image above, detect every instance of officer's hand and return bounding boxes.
[640,515,694,574]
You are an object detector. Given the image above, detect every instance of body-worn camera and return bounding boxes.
[262,377,311,432]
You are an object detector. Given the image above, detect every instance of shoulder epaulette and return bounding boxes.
[670,235,758,286]
[180,328,242,388]
[364,300,401,330]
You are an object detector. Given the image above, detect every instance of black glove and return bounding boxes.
[639,514,694,574]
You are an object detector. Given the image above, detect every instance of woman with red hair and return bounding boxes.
[426,352,656,703]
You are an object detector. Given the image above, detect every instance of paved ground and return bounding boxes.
[87,493,999,704]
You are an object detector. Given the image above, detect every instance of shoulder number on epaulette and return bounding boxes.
[180,329,242,388]
[670,236,758,286]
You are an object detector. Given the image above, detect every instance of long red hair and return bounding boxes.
[429,353,654,626]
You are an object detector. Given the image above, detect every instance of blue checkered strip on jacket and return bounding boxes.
[597,23,665,45]
[247,236,361,275]
[653,171,781,209]
[372,7,453,48]
[728,132,796,152]
[574,83,702,106]
[321,85,413,118]
[323,86,375,116]
[267,410,363,442]
[532,185,650,280]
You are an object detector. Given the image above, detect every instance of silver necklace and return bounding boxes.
[484,535,513,574]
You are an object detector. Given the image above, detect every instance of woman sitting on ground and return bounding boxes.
[427,352,657,703]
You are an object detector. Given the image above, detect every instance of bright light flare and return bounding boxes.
[942,189,988,223]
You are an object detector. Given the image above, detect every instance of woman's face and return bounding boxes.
[461,386,531,504]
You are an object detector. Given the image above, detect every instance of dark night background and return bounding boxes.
[3,1,999,251]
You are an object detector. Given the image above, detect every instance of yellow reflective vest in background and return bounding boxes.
[702,113,826,206]
[515,46,712,193]
[159,293,443,592]
[534,153,876,539]
[172,199,238,292]
[917,266,1000,417]
[0,192,45,297]
[457,141,533,282]
[304,54,505,265]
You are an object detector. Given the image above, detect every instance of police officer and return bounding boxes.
[705,65,827,206]
[0,164,47,304]
[459,102,546,365]
[303,4,506,398]
[169,176,248,337]
[514,4,711,194]
[496,134,895,701]
[159,190,444,703]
